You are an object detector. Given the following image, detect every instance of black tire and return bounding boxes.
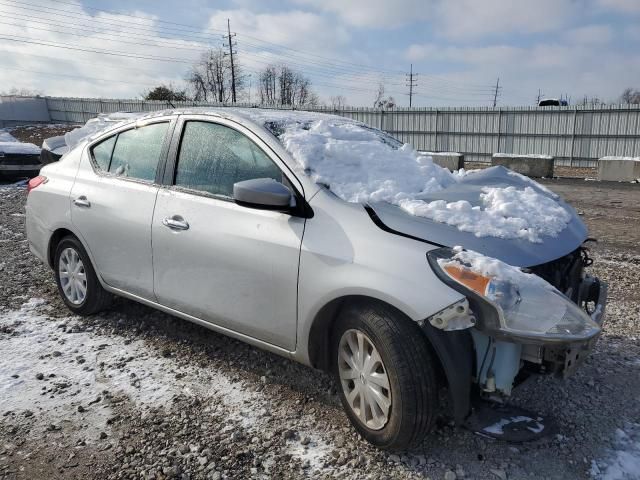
[53,235,112,315]
[332,301,438,450]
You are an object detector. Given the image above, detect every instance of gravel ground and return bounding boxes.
[1,172,639,479]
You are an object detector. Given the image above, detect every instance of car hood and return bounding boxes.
[368,166,587,267]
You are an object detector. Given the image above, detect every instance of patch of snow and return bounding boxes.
[600,156,640,162]
[0,141,41,155]
[0,300,334,466]
[401,185,570,243]
[439,247,553,290]
[592,425,640,480]
[483,415,545,435]
[0,130,18,142]
[493,153,553,159]
[419,151,463,156]
[64,112,145,150]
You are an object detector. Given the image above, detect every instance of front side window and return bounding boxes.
[107,122,169,181]
[175,121,282,197]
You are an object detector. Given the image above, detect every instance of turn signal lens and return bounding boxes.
[443,264,491,296]
[27,175,47,194]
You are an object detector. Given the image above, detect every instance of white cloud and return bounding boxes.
[292,0,432,28]
[208,9,349,51]
[596,0,640,13]
[0,2,203,97]
[433,0,574,40]
[565,25,613,45]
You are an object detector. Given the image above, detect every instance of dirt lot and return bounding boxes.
[0,136,639,479]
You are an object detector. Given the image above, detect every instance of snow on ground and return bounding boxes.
[600,156,640,162]
[0,298,333,469]
[493,153,553,159]
[591,424,640,480]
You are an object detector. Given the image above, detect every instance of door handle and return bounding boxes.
[74,196,91,208]
[162,215,189,231]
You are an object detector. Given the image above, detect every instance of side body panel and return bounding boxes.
[293,189,466,365]
[25,148,82,264]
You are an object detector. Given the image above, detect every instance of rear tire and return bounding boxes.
[332,302,438,450]
[54,235,111,315]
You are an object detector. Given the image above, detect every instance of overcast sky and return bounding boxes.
[1,0,639,106]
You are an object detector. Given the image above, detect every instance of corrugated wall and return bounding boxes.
[45,97,640,168]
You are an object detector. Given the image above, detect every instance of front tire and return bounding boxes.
[332,302,438,450]
[54,235,111,315]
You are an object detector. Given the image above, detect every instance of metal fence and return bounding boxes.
[45,97,640,168]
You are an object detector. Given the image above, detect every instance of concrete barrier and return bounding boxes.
[419,151,464,171]
[492,153,554,178]
[597,157,640,181]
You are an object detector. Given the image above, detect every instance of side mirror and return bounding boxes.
[233,178,293,210]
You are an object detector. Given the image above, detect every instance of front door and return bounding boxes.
[151,118,305,350]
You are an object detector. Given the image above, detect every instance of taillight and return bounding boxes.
[27,175,47,194]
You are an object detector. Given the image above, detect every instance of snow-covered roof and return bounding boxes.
[0,141,41,155]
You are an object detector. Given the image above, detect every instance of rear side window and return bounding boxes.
[175,121,282,197]
[91,135,116,171]
[109,123,169,181]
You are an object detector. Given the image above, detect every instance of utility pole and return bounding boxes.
[226,19,237,103]
[537,89,543,104]
[493,77,500,107]
[406,64,418,107]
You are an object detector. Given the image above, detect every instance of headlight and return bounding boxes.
[427,247,601,343]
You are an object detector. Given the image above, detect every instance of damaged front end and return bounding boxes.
[426,245,607,398]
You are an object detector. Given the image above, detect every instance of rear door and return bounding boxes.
[70,118,174,299]
[151,116,305,350]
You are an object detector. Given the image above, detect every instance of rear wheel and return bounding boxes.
[332,302,439,450]
[54,236,111,315]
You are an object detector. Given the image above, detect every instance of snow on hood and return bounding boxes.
[264,116,572,243]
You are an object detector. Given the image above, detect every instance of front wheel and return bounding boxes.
[332,302,439,450]
[54,235,112,315]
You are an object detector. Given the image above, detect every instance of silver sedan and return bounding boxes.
[26,108,607,449]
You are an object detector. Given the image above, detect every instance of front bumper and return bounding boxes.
[540,275,607,377]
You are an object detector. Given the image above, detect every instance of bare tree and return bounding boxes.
[1,87,42,96]
[621,88,640,104]
[257,64,318,107]
[372,82,395,108]
[187,48,244,103]
[329,95,347,109]
[373,83,385,108]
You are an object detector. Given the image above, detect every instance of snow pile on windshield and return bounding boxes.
[278,119,456,203]
[267,115,571,243]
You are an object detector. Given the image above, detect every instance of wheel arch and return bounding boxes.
[307,294,474,423]
[48,227,77,268]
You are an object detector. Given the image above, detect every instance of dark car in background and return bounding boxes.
[0,137,42,178]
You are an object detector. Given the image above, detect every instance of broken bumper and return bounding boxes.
[541,275,607,377]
